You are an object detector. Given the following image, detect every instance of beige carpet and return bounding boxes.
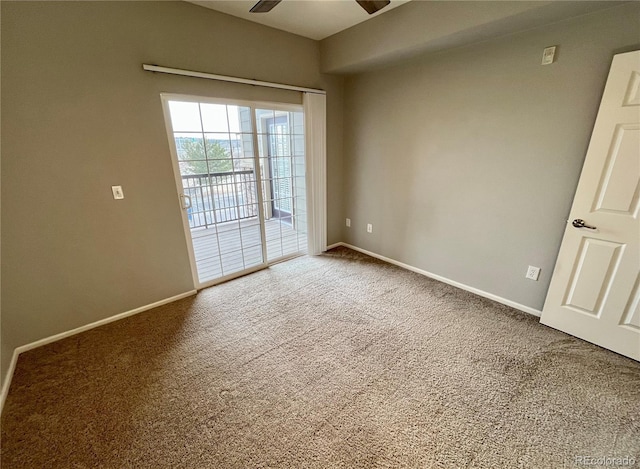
[2,247,639,468]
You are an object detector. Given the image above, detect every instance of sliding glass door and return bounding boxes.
[163,96,307,288]
[256,109,308,261]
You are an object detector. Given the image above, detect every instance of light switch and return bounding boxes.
[541,46,557,65]
[111,185,124,200]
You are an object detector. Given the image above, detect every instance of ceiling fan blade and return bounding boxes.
[356,0,390,15]
[250,0,282,13]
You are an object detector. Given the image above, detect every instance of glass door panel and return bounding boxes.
[166,100,265,286]
[255,109,308,262]
[164,97,308,288]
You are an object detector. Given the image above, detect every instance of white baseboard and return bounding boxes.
[325,242,343,251]
[0,289,197,415]
[0,350,20,417]
[328,242,542,318]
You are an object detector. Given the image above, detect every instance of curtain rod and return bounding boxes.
[142,64,326,95]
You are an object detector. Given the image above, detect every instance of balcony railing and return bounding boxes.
[182,170,258,229]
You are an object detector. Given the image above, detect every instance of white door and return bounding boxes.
[541,51,640,360]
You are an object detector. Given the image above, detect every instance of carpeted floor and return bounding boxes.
[2,247,639,468]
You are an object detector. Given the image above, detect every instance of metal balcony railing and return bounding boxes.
[181,170,258,229]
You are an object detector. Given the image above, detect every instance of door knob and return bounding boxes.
[572,219,597,230]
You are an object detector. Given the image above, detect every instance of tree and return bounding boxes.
[175,137,233,174]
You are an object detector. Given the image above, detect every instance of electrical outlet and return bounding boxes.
[367,223,373,233]
[526,266,541,281]
[346,218,351,227]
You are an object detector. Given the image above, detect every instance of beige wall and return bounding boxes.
[320,1,625,74]
[341,3,640,310]
[321,1,548,73]
[1,1,343,384]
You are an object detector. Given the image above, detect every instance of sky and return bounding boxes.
[168,101,243,133]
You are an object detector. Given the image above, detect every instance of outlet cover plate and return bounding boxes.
[526,266,541,281]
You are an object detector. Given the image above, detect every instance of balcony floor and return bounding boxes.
[191,217,307,284]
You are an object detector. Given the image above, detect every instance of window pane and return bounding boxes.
[174,133,206,162]
[200,104,229,133]
[169,101,202,132]
[226,133,249,158]
[233,157,255,172]
[237,106,253,134]
[179,161,207,177]
[226,106,243,133]
[204,134,233,173]
[292,134,305,157]
[243,245,263,268]
[255,109,276,134]
[236,134,255,159]
[291,111,304,135]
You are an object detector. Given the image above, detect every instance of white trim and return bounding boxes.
[268,251,306,266]
[143,64,325,95]
[325,242,343,251]
[196,265,268,290]
[160,93,303,113]
[193,252,307,291]
[250,106,270,270]
[331,242,542,318]
[160,96,201,289]
[0,350,20,417]
[0,290,197,415]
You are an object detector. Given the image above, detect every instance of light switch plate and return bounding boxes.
[112,185,124,200]
[541,46,556,65]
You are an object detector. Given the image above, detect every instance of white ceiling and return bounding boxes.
[186,0,411,40]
